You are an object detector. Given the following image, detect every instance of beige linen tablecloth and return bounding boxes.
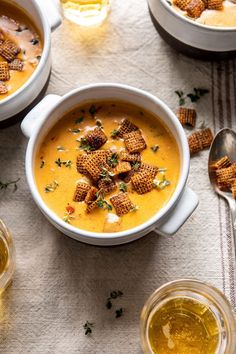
[0,0,236,353]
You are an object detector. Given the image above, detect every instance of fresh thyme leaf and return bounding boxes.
[110,291,123,299]
[89,104,98,116]
[30,38,39,45]
[175,90,185,106]
[55,158,72,168]
[96,199,113,211]
[75,116,84,124]
[63,212,75,224]
[57,146,65,151]
[187,88,209,103]
[115,308,124,318]
[0,178,20,192]
[45,180,59,193]
[151,145,159,153]
[153,175,170,190]
[111,129,119,138]
[106,290,123,309]
[96,120,102,127]
[40,160,45,168]
[70,128,81,134]
[106,300,112,309]
[132,162,141,171]
[100,167,115,181]
[130,205,139,212]
[119,182,127,193]
[107,153,119,168]
[79,138,94,151]
[83,321,94,336]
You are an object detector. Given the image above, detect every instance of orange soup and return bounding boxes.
[0,1,43,100]
[35,101,180,233]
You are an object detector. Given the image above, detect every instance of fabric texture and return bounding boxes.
[0,0,236,352]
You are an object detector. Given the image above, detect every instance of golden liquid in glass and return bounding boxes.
[0,236,8,276]
[148,297,219,354]
[61,0,110,26]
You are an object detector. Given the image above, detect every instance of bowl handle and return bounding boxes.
[36,0,62,32]
[156,187,199,236]
[21,94,61,138]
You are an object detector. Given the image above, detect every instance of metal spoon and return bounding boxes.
[208,128,236,257]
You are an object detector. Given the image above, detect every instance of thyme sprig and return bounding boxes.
[106,290,123,309]
[79,138,95,152]
[83,321,94,335]
[175,88,209,106]
[107,153,119,168]
[45,180,59,193]
[0,178,20,192]
[55,158,72,168]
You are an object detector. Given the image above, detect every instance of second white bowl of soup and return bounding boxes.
[21,84,198,246]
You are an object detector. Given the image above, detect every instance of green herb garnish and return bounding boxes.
[55,158,72,168]
[30,38,39,45]
[40,160,45,168]
[100,167,115,181]
[111,129,119,138]
[83,321,94,336]
[115,308,124,318]
[96,199,113,211]
[132,162,141,171]
[0,178,20,192]
[63,212,75,224]
[130,205,139,212]
[107,153,119,168]
[153,175,170,190]
[75,116,84,124]
[151,145,159,152]
[45,180,59,193]
[96,120,102,127]
[106,290,123,309]
[175,90,185,106]
[79,138,94,151]
[187,88,209,103]
[119,182,127,193]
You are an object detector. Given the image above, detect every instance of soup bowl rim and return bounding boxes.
[0,0,51,106]
[25,83,190,240]
[159,0,236,32]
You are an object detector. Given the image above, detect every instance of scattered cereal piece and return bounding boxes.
[139,163,159,179]
[231,179,236,199]
[85,186,98,204]
[86,201,98,213]
[216,164,236,189]
[98,178,117,194]
[120,169,136,183]
[0,81,8,94]
[73,182,91,202]
[77,154,89,175]
[123,130,146,153]
[85,128,107,150]
[114,161,131,175]
[9,58,24,71]
[118,119,139,137]
[207,0,223,10]
[0,61,10,81]
[188,128,213,155]
[110,193,133,216]
[186,0,205,18]
[131,171,154,195]
[0,40,20,62]
[120,151,141,163]
[210,156,232,170]
[173,0,191,10]
[177,107,196,127]
[84,154,109,181]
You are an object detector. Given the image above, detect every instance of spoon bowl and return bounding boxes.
[208,128,236,256]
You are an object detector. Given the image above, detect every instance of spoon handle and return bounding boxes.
[228,199,236,258]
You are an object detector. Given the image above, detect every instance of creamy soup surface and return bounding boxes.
[35,101,180,233]
[172,0,236,27]
[0,1,43,100]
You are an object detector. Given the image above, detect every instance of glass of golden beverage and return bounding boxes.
[0,220,15,295]
[60,0,111,27]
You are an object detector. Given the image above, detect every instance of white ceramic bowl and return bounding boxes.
[0,0,61,122]
[148,0,236,60]
[21,83,199,246]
